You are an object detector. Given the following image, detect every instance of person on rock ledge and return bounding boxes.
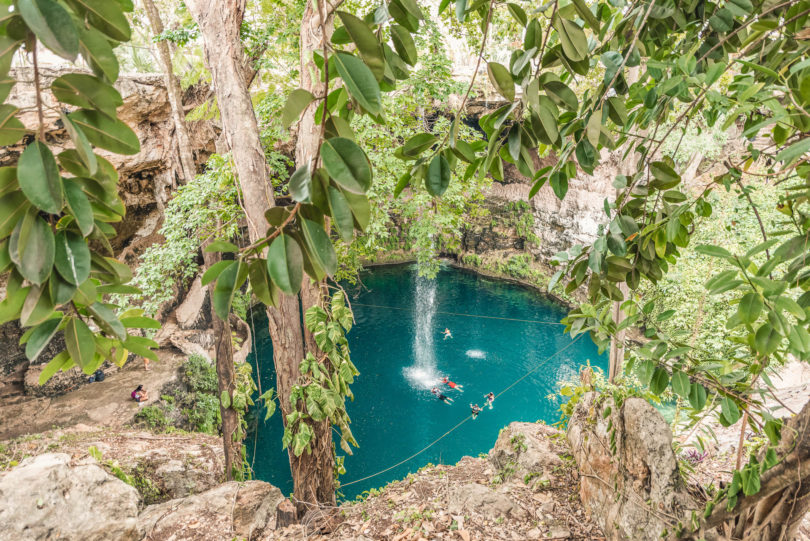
[131,385,149,405]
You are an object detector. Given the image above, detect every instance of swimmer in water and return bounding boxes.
[441,376,464,391]
[431,387,454,404]
[470,403,483,419]
[485,392,495,409]
[443,328,452,339]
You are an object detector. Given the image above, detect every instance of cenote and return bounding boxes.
[245,263,606,499]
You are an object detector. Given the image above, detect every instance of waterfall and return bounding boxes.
[403,274,440,389]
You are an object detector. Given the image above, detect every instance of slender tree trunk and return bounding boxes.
[608,282,628,381]
[141,0,197,182]
[202,247,241,480]
[187,0,335,513]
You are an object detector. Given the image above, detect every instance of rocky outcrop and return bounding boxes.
[0,453,141,541]
[140,481,285,540]
[488,421,562,489]
[567,392,696,541]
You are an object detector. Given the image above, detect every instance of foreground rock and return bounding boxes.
[567,393,697,541]
[140,481,284,540]
[0,453,141,541]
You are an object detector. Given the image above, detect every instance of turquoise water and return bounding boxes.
[245,264,606,499]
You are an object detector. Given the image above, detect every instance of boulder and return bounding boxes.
[488,422,562,485]
[138,480,285,540]
[567,392,696,541]
[0,453,141,541]
[448,483,526,519]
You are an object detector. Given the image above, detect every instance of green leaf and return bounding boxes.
[649,161,681,189]
[721,396,741,425]
[671,370,691,399]
[281,89,315,129]
[737,292,763,324]
[426,154,451,196]
[397,0,424,20]
[49,269,76,305]
[39,350,70,385]
[73,0,130,41]
[18,141,64,215]
[248,259,279,307]
[79,25,119,82]
[267,235,303,295]
[544,80,578,111]
[571,0,599,29]
[204,240,239,253]
[401,133,437,158]
[775,137,810,164]
[65,316,95,370]
[18,0,79,60]
[328,185,355,242]
[220,390,231,409]
[695,245,732,259]
[68,109,140,155]
[21,284,55,327]
[506,3,527,25]
[288,164,311,203]
[120,316,161,329]
[51,74,123,118]
[333,52,382,115]
[337,11,384,80]
[754,323,781,356]
[550,171,568,199]
[301,218,337,277]
[0,104,25,146]
[213,260,246,320]
[606,233,627,256]
[321,137,372,193]
[487,62,515,102]
[60,113,98,179]
[201,260,232,286]
[649,367,670,395]
[343,190,371,230]
[553,16,588,62]
[123,335,158,362]
[390,24,417,66]
[86,302,125,340]
[764,419,782,445]
[25,316,62,362]
[10,214,55,286]
[54,231,91,286]
[688,383,707,410]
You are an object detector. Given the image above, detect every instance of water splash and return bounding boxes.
[403,275,440,389]
[465,349,486,359]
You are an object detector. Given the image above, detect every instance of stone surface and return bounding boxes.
[489,422,562,483]
[0,453,141,541]
[567,392,696,541]
[138,480,285,540]
[448,483,526,519]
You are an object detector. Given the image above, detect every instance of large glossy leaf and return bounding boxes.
[301,218,337,277]
[60,113,98,178]
[267,234,303,295]
[38,350,70,385]
[9,213,55,286]
[321,137,372,193]
[212,260,246,320]
[487,62,515,102]
[328,185,355,242]
[337,11,384,81]
[288,164,311,203]
[68,109,139,155]
[52,74,123,118]
[0,191,29,238]
[63,179,95,237]
[73,0,131,41]
[20,284,55,327]
[333,52,382,115]
[401,133,437,158]
[671,370,691,399]
[18,0,79,60]
[249,259,279,307]
[24,316,62,362]
[54,231,91,285]
[390,25,417,66]
[18,141,63,214]
[342,190,371,230]
[553,16,588,62]
[86,301,125,339]
[281,89,315,129]
[738,292,763,324]
[49,270,77,305]
[79,26,119,82]
[65,316,95,369]
[426,154,450,196]
[123,335,158,362]
[0,104,25,146]
[544,80,578,111]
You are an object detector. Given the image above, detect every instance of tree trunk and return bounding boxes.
[187,0,335,512]
[693,398,810,540]
[608,282,628,382]
[142,0,197,183]
[202,248,241,480]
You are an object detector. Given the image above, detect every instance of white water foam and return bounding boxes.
[465,349,486,359]
[403,275,440,389]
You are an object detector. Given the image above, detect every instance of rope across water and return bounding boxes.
[338,334,584,488]
[350,302,566,326]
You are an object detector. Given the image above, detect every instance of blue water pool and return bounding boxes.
[245,263,606,499]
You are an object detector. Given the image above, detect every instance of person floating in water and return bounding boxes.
[470,403,483,419]
[441,376,463,391]
[431,387,454,404]
[442,328,452,340]
[485,392,495,409]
